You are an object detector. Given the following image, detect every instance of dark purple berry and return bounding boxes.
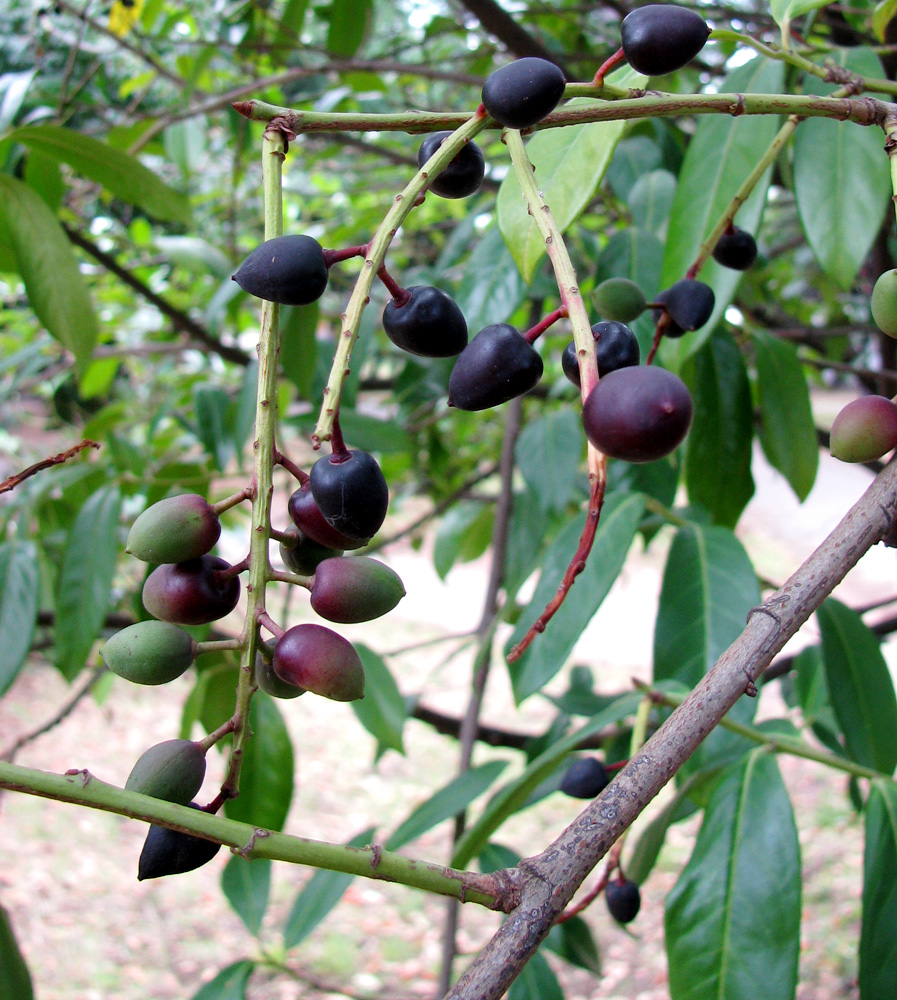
[273,623,364,701]
[481,57,566,129]
[562,320,640,388]
[448,324,543,411]
[582,366,693,463]
[137,804,221,880]
[651,288,686,339]
[142,555,240,626]
[605,878,641,923]
[560,757,610,798]
[288,483,369,550]
[712,227,758,271]
[660,279,715,332]
[620,5,710,77]
[280,525,343,576]
[382,285,468,358]
[418,132,485,199]
[232,234,328,306]
[309,450,389,541]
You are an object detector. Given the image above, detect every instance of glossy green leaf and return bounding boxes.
[498,70,644,282]
[543,915,601,974]
[189,960,254,1000]
[0,175,98,371]
[793,50,890,289]
[504,487,546,598]
[771,0,838,28]
[455,225,526,333]
[860,780,897,999]
[605,135,663,201]
[55,486,122,679]
[386,760,509,851]
[0,541,39,696]
[629,169,676,239]
[817,599,897,774]
[221,856,271,938]
[515,410,582,515]
[24,150,64,213]
[660,57,784,363]
[506,492,646,703]
[224,694,294,832]
[477,841,521,873]
[326,0,372,56]
[684,331,754,527]
[351,644,407,754]
[433,501,494,579]
[665,751,801,1000]
[0,903,34,1000]
[282,828,375,949]
[753,330,818,502]
[626,772,707,885]
[8,124,192,224]
[508,950,564,1000]
[792,645,845,757]
[280,303,319,400]
[873,0,897,41]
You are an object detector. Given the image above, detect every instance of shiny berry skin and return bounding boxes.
[287,483,368,550]
[830,395,897,463]
[273,623,364,702]
[620,5,710,77]
[418,132,485,199]
[562,321,640,388]
[582,366,693,463]
[310,556,405,624]
[662,279,715,332]
[481,57,566,129]
[280,525,343,576]
[137,804,221,880]
[560,757,610,798]
[232,234,328,306]
[712,227,758,271]
[382,285,468,358]
[126,494,220,564]
[142,555,240,626]
[309,450,389,542]
[448,324,543,410]
[605,878,641,923]
[871,269,897,338]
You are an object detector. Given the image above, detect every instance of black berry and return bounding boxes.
[481,57,566,129]
[560,757,610,798]
[383,285,468,358]
[448,324,543,410]
[137,804,221,880]
[232,234,328,306]
[288,482,369,550]
[562,320,640,388]
[418,132,485,199]
[712,227,758,271]
[620,5,710,77]
[657,279,715,332]
[605,878,641,924]
[309,450,389,541]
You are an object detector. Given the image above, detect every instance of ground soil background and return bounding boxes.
[1,413,894,1000]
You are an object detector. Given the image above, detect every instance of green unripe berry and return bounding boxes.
[310,557,406,624]
[830,395,897,463]
[127,494,221,564]
[125,740,206,805]
[871,270,897,338]
[100,621,196,685]
[591,278,647,323]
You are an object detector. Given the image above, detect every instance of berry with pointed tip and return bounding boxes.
[481,57,566,129]
[661,279,715,332]
[100,621,196,685]
[125,740,206,805]
[560,757,610,798]
[418,132,485,199]
[620,5,710,77]
[126,494,220,564]
[582,366,693,463]
[137,804,221,880]
[651,288,686,339]
[142,555,240,626]
[255,651,305,699]
[309,450,389,541]
[287,482,369,550]
[830,396,897,463]
[448,324,543,410]
[712,227,758,271]
[310,556,405,624]
[562,320,640,388]
[871,269,897,338]
[605,878,641,923]
[273,624,365,702]
[382,285,468,358]
[592,278,647,323]
[232,234,328,306]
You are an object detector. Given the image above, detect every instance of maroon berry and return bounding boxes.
[287,483,369,550]
[418,132,485,199]
[562,321,640,388]
[137,804,221,880]
[142,555,240,626]
[273,624,364,702]
[559,757,610,798]
[280,525,343,576]
[448,324,543,410]
[660,279,715,332]
[830,395,897,463]
[255,652,305,699]
[310,556,405,624]
[712,227,758,271]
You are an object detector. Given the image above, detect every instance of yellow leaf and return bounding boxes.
[108,0,144,38]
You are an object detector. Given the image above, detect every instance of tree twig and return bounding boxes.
[0,439,100,494]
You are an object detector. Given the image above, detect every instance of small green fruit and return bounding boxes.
[100,621,196,685]
[125,740,206,804]
[871,270,897,338]
[127,494,220,564]
[591,278,646,323]
[310,557,405,624]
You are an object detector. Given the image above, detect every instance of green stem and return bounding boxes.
[0,761,509,909]
[194,638,243,655]
[312,111,489,444]
[884,111,897,227]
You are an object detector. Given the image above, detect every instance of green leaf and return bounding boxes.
[753,330,818,502]
[793,50,890,289]
[860,780,897,999]
[543,915,601,974]
[629,169,676,239]
[433,501,494,579]
[683,331,754,527]
[507,949,564,1000]
[351,644,407,754]
[0,69,37,133]
[507,492,646,704]
[189,960,254,1000]
[8,124,192,225]
[0,903,34,1000]
[386,760,509,851]
[0,175,98,371]
[665,751,801,1000]
[282,828,375,949]
[279,0,310,37]
[498,71,644,282]
[477,841,521,873]
[221,856,272,938]
[455,224,527,333]
[55,486,122,680]
[515,410,582,515]
[326,0,372,56]
[660,57,784,363]
[817,599,897,774]
[224,694,294,832]
[873,0,897,41]
[772,0,838,28]
[0,541,39,696]
[280,303,319,400]
[792,645,844,756]
[194,385,233,471]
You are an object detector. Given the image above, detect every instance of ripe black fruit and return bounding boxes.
[448,324,543,410]
[620,5,710,77]
[382,285,468,358]
[418,132,485,199]
[658,279,715,332]
[137,804,221,880]
[232,234,328,306]
[605,878,641,924]
[273,623,365,701]
[481,57,566,129]
[560,757,610,798]
[712,227,758,271]
[651,288,686,338]
[562,320,640,388]
[288,482,368,550]
[142,555,241,626]
[309,450,389,541]
[582,366,693,463]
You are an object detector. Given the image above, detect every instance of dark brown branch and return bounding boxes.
[454,0,569,72]
[0,439,99,494]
